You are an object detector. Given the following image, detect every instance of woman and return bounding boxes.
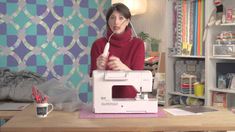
[90,3,145,98]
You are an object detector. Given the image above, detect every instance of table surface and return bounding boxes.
[1,104,235,132]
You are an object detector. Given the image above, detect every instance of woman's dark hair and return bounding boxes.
[106,3,131,27]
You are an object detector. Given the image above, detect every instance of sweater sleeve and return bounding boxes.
[131,39,145,70]
[90,41,99,77]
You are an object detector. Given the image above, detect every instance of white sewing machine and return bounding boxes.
[92,70,158,113]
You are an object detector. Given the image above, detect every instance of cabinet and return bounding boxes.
[166,0,235,108]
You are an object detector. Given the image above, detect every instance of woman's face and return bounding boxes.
[108,10,129,34]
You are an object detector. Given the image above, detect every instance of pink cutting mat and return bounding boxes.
[79,105,166,119]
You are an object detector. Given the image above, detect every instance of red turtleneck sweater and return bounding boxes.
[90,27,145,98]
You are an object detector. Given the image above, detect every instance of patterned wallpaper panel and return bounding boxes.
[0,0,111,102]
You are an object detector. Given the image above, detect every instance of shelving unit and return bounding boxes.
[205,0,235,108]
[165,0,206,106]
[145,52,166,105]
[166,57,205,106]
[166,0,235,108]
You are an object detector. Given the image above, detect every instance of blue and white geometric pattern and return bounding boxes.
[0,0,111,102]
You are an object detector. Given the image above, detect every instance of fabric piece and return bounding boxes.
[0,68,46,101]
[36,79,84,112]
[0,68,83,112]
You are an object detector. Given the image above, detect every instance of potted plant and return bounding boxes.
[138,32,150,42]
[149,37,161,52]
[138,32,161,56]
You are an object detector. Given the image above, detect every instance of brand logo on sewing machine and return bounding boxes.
[143,79,150,81]
[101,102,118,106]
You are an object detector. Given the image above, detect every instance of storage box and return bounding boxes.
[213,44,235,56]
[180,74,197,94]
[212,92,227,108]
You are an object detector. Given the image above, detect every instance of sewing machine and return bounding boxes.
[92,70,158,113]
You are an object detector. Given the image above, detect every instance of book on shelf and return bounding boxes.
[216,63,235,88]
[212,92,227,108]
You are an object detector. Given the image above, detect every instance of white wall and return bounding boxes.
[131,0,167,52]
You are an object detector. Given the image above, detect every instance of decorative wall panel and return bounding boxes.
[0,0,110,102]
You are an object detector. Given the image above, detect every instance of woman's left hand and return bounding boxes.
[107,56,131,71]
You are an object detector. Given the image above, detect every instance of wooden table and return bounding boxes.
[1,104,235,132]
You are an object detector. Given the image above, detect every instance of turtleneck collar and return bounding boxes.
[106,26,132,47]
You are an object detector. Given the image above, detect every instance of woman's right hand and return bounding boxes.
[96,54,108,70]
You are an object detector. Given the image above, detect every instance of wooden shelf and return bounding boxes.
[220,23,235,26]
[170,55,205,59]
[210,56,235,60]
[210,88,235,94]
[168,92,205,99]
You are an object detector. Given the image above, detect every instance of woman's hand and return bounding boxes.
[96,54,108,70]
[107,56,131,71]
